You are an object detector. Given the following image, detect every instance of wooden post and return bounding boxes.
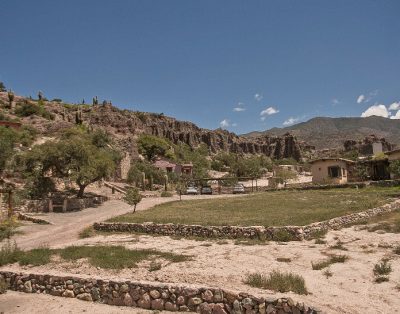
[7,191,13,218]
[62,199,68,213]
[256,179,258,192]
[48,199,53,213]
[251,179,254,193]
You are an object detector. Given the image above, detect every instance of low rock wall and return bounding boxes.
[0,271,319,314]
[94,199,400,241]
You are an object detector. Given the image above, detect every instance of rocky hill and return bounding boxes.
[245,116,400,150]
[0,93,303,161]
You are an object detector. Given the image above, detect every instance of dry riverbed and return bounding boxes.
[2,226,400,314]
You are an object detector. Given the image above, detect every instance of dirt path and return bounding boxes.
[10,194,240,250]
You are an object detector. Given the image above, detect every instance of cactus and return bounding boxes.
[38,91,43,101]
[7,90,14,108]
[75,108,83,124]
[141,172,146,190]
[164,174,169,191]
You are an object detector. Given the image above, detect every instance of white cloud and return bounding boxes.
[254,93,263,102]
[361,104,390,118]
[357,94,365,104]
[390,110,400,120]
[233,102,246,112]
[231,123,238,127]
[260,106,279,121]
[283,117,299,126]
[389,101,400,111]
[220,119,230,128]
[331,98,340,106]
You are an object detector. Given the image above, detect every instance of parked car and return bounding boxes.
[200,186,213,195]
[233,183,245,194]
[186,186,198,195]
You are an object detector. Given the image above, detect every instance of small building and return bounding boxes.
[385,149,400,179]
[310,158,355,184]
[153,159,193,176]
[154,159,178,173]
[386,148,400,161]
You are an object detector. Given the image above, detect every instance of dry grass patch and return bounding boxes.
[0,242,190,270]
[311,254,349,270]
[244,270,308,295]
[109,187,399,227]
[276,257,292,263]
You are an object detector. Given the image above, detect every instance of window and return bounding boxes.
[328,166,341,178]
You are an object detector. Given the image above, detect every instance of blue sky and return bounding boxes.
[1,0,399,133]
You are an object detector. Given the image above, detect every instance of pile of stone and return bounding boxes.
[0,271,320,313]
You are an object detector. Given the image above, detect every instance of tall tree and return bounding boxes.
[23,128,119,197]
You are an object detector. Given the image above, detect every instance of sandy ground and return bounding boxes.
[0,290,164,314]
[2,186,399,314]
[2,226,400,314]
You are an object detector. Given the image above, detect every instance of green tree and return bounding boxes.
[23,128,118,197]
[137,134,172,161]
[0,82,6,92]
[274,168,298,187]
[0,127,18,175]
[123,187,142,212]
[389,160,400,179]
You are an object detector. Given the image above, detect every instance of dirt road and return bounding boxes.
[10,193,240,250]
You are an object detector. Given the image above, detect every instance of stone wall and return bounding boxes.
[23,195,108,213]
[0,271,319,314]
[94,199,400,241]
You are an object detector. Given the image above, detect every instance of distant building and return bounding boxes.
[386,148,400,161]
[385,149,400,179]
[310,158,354,184]
[153,158,193,176]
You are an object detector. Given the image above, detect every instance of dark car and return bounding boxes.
[200,186,213,195]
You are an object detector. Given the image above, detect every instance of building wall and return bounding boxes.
[311,160,349,184]
[388,151,400,161]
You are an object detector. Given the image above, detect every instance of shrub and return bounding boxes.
[393,246,400,255]
[276,257,291,263]
[0,240,22,266]
[15,102,54,120]
[373,259,392,277]
[323,269,333,278]
[273,229,295,242]
[149,261,162,272]
[0,277,7,294]
[161,191,173,197]
[311,254,349,270]
[18,247,51,266]
[244,270,308,295]
[79,226,96,239]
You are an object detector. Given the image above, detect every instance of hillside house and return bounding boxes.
[310,158,354,184]
[386,148,400,162]
[153,158,193,176]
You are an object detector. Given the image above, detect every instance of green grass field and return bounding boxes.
[110,187,400,227]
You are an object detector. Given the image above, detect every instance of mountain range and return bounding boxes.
[244,116,400,150]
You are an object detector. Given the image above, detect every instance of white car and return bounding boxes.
[186,186,198,195]
[233,184,245,194]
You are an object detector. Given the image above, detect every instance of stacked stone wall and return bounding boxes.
[0,271,319,314]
